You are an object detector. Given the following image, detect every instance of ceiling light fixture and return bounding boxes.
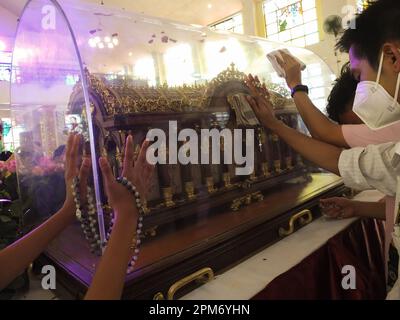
[88,33,119,49]
[88,38,96,48]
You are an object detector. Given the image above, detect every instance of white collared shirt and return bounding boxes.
[339,142,400,299]
[338,142,400,197]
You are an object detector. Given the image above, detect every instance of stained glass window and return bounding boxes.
[1,118,23,152]
[263,0,319,47]
[210,13,244,34]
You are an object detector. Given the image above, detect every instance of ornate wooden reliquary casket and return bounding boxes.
[10,0,347,299]
[67,64,311,237]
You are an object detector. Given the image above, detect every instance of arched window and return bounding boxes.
[210,13,244,34]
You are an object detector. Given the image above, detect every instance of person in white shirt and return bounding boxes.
[245,0,400,299]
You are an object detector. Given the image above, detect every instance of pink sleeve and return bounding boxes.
[342,122,400,148]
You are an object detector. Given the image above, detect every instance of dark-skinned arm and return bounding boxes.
[245,74,342,175]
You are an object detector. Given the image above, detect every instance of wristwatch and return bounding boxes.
[291,84,309,98]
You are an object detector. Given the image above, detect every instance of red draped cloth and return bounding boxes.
[252,219,386,300]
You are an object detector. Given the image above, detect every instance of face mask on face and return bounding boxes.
[353,51,400,130]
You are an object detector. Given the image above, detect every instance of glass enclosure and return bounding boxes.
[10,0,335,281]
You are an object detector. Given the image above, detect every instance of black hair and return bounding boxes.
[0,151,12,162]
[326,62,358,123]
[336,0,400,69]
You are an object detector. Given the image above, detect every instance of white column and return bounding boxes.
[241,0,257,36]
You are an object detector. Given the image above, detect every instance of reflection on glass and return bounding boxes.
[210,13,244,34]
[9,0,337,284]
[164,44,195,86]
[10,0,103,230]
[134,57,156,86]
[205,38,248,79]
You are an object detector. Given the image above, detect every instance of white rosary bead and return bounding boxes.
[115,176,146,273]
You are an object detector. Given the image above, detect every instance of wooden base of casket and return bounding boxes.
[35,173,348,300]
